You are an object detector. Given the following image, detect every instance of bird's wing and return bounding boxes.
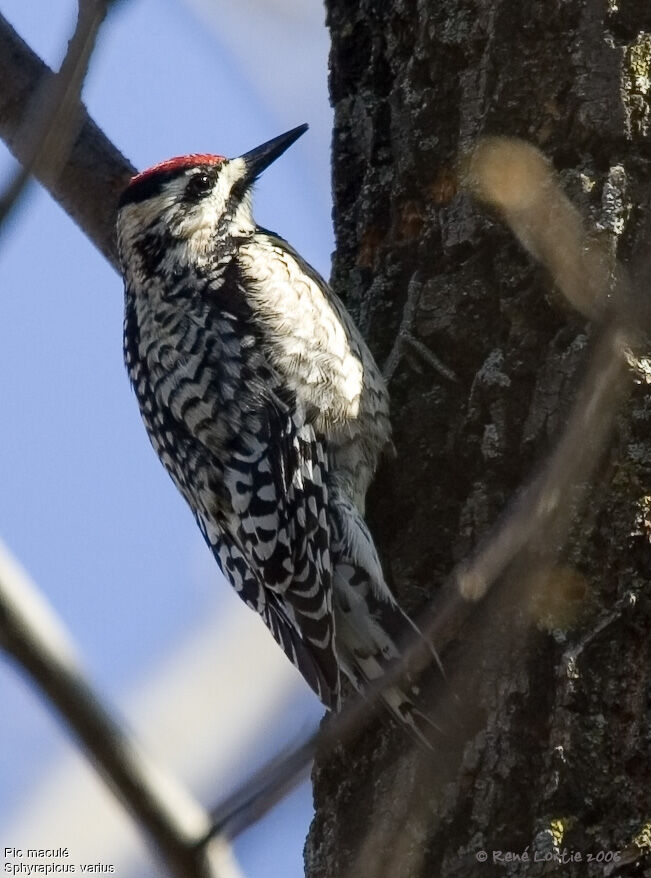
[212,529,339,708]
[134,289,340,706]
[218,395,340,706]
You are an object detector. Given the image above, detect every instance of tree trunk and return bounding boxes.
[306,2,651,876]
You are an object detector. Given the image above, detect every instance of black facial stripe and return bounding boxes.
[118,169,182,208]
[118,164,220,209]
[217,181,253,239]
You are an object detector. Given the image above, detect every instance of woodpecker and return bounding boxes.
[117,124,438,742]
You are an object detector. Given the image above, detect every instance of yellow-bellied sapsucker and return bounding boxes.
[117,125,436,742]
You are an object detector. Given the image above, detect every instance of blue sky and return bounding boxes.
[0,1,333,874]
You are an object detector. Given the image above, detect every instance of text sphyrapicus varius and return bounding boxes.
[117,124,439,744]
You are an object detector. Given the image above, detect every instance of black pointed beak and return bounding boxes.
[238,124,308,184]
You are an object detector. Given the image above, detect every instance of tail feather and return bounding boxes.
[338,626,445,750]
[334,583,447,749]
[330,496,448,749]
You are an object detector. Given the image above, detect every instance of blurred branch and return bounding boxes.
[0,540,235,878]
[461,137,616,320]
[0,0,116,236]
[450,323,629,605]
[452,137,640,603]
[0,11,133,267]
[0,9,645,856]
[209,732,315,841]
[205,138,647,840]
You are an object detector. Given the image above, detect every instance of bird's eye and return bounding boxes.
[185,171,212,201]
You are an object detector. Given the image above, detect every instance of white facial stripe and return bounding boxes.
[220,158,247,191]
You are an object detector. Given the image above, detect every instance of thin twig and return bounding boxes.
[0,540,234,878]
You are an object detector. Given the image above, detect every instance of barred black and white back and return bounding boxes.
[117,126,441,744]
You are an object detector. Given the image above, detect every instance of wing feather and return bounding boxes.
[220,396,339,703]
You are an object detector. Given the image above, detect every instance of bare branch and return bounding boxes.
[0,540,233,878]
[0,0,116,235]
[0,12,133,268]
[208,732,315,841]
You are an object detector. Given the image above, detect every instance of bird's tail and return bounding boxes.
[331,498,448,749]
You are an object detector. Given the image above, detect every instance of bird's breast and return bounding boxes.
[237,238,366,425]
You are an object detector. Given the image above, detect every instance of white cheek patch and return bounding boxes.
[176,200,222,239]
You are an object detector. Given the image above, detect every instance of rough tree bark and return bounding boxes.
[306,2,650,877]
